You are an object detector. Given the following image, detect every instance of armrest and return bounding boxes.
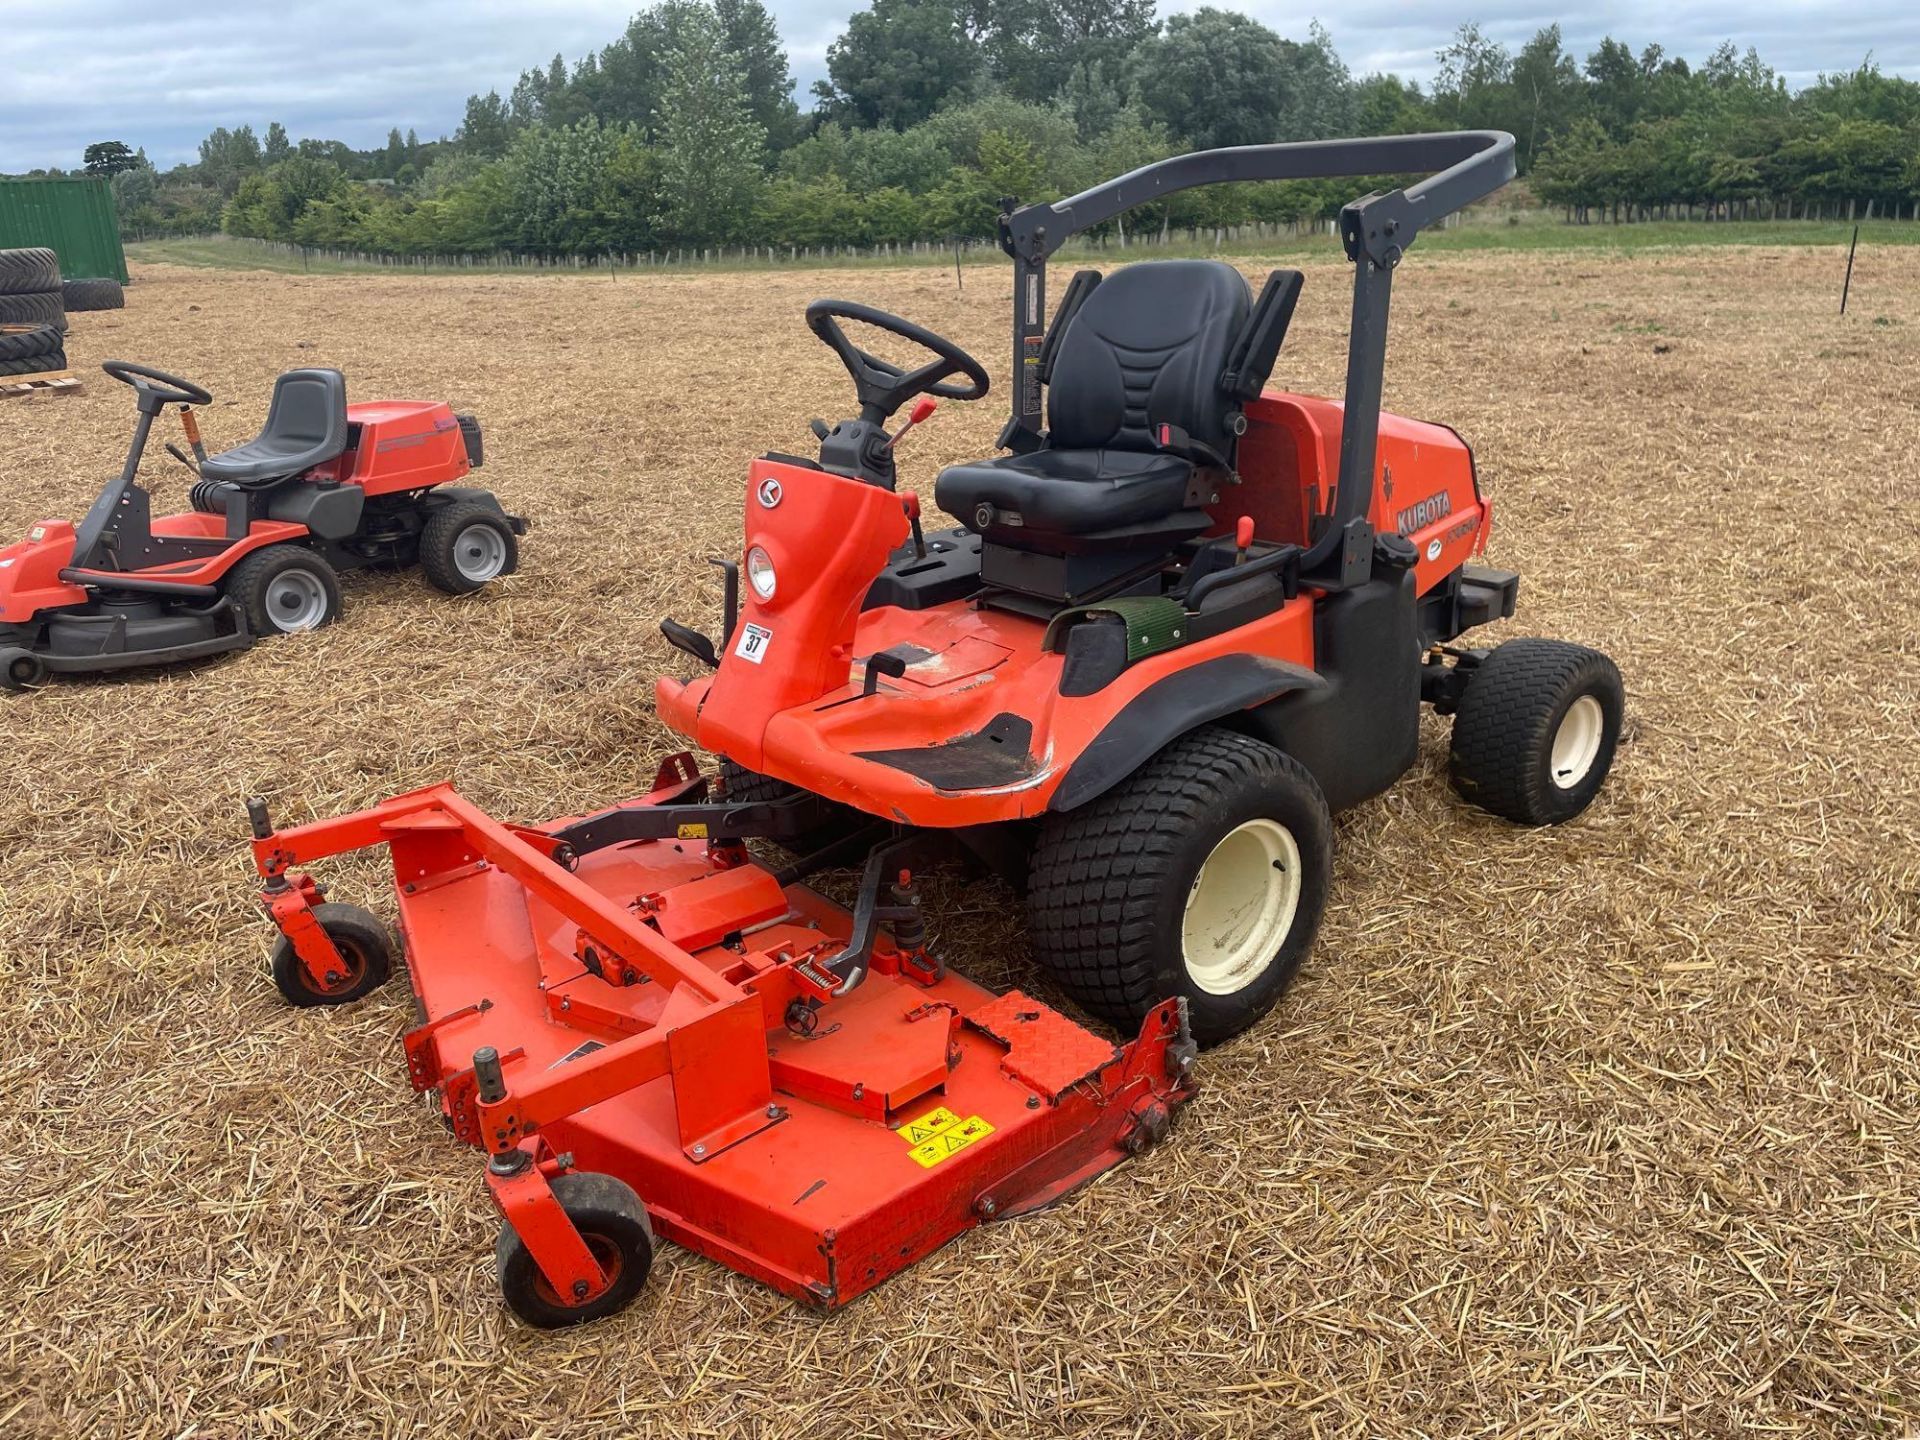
[1221,269,1304,402]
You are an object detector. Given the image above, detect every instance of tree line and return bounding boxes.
[25,2,1920,259]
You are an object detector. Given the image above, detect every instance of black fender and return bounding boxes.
[1048,654,1326,813]
[422,486,530,535]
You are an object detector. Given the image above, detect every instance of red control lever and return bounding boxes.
[887,396,940,450]
[1234,515,1255,564]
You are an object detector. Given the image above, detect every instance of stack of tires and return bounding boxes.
[63,276,125,312]
[0,247,67,333]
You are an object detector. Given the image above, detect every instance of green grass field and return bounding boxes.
[127,212,1920,278]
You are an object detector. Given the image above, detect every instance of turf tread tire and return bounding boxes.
[0,247,59,296]
[0,292,65,330]
[419,501,516,594]
[1028,726,1332,1049]
[223,544,342,636]
[1448,638,1623,826]
[495,1172,654,1328]
[60,277,124,312]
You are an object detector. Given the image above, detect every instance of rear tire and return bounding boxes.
[0,292,65,330]
[270,902,395,1007]
[0,351,66,376]
[1028,726,1332,1049]
[0,247,59,295]
[0,322,61,363]
[496,1172,654,1329]
[224,545,342,636]
[60,277,124,312]
[1449,638,1623,825]
[420,502,517,594]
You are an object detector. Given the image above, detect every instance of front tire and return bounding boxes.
[496,1172,655,1328]
[270,902,395,1007]
[1449,639,1623,825]
[225,545,342,636]
[420,502,517,594]
[1028,726,1332,1049]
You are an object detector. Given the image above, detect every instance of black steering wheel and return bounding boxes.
[805,300,989,421]
[103,359,212,412]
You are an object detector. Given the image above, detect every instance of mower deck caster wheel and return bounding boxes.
[421,502,517,594]
[496,1172,655,1329]
[270,902,395,1007]
[1,648,50,692]
[1448,639,1623,825]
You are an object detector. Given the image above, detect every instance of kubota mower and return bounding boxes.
[251,130,1623,1327]
[0,360,525,690]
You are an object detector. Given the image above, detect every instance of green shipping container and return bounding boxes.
[0,176,130,284]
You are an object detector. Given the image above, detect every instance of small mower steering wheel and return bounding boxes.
[805,300,989,420]
[102,359,213,411]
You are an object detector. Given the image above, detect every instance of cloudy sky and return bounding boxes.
[2,0,1914,171]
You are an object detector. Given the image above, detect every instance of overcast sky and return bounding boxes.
[2,1,1914,171]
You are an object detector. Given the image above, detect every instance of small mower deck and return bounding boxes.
[251,761,1196,1319]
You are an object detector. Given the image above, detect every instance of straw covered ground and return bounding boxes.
[0,241,1915,1438]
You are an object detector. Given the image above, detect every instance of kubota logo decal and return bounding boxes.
[1395,491,1452,535]
[757,477,783,508]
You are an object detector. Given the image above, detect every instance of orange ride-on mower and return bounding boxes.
[250,130,1623,1327]
[0,361,525,691]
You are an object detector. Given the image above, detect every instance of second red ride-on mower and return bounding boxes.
[252,131,1624,1327]
[0,361,524,691]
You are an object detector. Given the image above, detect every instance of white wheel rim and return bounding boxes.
[453,523,507,583]
[1550,695,1605,789]
[1181,818,1302,995]
[265,569,328,632]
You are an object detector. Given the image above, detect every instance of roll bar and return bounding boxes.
[996,130,1516,588]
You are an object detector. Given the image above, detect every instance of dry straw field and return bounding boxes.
[1,241,1916,1438]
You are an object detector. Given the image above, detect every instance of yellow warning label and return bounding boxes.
[895,1105,962,1146]
[906,1114,995,1168]
[676,823,708,839]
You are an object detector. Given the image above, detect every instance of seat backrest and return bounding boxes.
[1046,260,1252,456]
[264,368,348,454]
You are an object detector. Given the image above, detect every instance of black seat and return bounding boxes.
[936,261,1252,545]
[199,368,349,485]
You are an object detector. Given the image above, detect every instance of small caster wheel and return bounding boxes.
[496,1172,654,1329]
[1,648,50,692]
[270,902,395,1007]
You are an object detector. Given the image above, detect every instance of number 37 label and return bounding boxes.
[734,622,773,664]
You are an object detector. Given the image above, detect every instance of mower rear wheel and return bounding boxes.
[270,902,395,1007]
[420,502,517,594]
[495,1172,655,1329]
[1029,726,1332,1049]
[226,545,342,636]
[1448,639,1623,825]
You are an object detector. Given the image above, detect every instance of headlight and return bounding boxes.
[746,546,776,601]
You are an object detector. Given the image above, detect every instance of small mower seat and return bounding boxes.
[200,368,349,486]
[936,261,1252,545]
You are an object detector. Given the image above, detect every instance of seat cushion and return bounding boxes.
[200,368,348,484]
[935,447,1193,534]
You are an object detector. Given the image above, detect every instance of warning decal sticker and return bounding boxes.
[895,1107,995,1168]
[895,1105,961,1145]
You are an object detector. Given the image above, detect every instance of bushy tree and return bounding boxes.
[1131,9,1304,150]
[817,0,980,131]
[655,6,766,243]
